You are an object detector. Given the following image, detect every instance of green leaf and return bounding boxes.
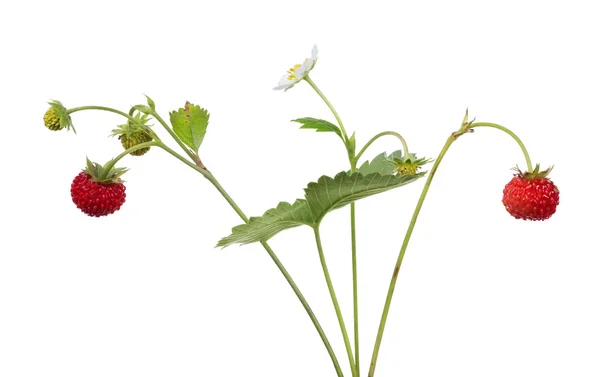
[219,170,426,247]
[217,200,314,247]
[346,132,356,157]
[356,150,404,175]
[292,117,343,139]
[304,171,425,224]
[169,102,209,153]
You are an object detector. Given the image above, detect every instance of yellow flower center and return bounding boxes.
[286,58,309,80]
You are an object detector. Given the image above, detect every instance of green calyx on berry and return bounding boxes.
[392,154,432,176]
[513,164,553,180]
[83,157,128,184]
[43,100,75,133]
[111,112,154,156]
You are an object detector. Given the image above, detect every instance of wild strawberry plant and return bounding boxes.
[44,45,559,377]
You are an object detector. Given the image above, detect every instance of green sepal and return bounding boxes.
[83,157,128,184]
[111,112,153,137]
[291,117,343,139]
[392,153,432,175]
[514,164,553,180]
[144,94,156,111]
[47,100,76,133]
[169,102,209,153]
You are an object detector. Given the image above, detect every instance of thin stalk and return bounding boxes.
[65,105,343,374]
[204,171,345,377]
[305,74,361,375]
[304,75,349,142]
[350,202,359,375]
[67,106,141,125]
[368,125,470,377]
[314,227,357,377]
[355,131,410,163]
[99,141,159,180]
[470,122,533,171]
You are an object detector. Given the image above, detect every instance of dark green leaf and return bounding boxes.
[169,102,209,153]
[292,117,343,139]
[217,200,314,247]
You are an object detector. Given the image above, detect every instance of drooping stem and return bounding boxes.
[354,131,410,164]
[314,227,357,377]
[99,141,159,180]
[470,122,533,172]
[350,202,359,376]
[304,75,349,142]
[367,124,471,377]
[67,106,140,125]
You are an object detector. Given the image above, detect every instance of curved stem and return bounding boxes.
[470,122,533,171]
[368,127,467,377]
[304,75,349,142]
[67,106,140,125]
[314,227,357,377]
[99,141,159,180]
[355,131,410,164]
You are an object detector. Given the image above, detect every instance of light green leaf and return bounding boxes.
[356,150,404,176]
[292,117,343,139]
[169,102,209,153]
[217,200,314,247]
[304,171,425,224]
[144,94,156,110]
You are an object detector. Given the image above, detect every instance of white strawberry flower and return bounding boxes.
[273,45,319,91]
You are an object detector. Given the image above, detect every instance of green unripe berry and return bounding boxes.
[44,108,62,131]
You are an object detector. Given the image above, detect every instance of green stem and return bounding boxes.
[149,146,345,376]
[149,110,199,164]
[350,202,359,376]
[304,75,350,142]
[314,227,357,377]
[367,124,470,377]
[354,131,410,164]
[67,106,141,125]
[99,141,159,180]
[470,122,533,172]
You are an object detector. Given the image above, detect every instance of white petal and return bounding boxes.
[295,65,306,79]
[311,45,318,60]
[273,74,293,90]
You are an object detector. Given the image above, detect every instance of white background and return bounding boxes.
[1,1,599,376]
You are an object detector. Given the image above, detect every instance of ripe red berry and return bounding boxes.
[71,172,126,217]
[502,167,559,221]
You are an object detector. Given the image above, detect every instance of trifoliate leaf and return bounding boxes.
[291,117,343,139]
[304,171,425,224]
[356,150,404,175]
[217,200,313,247]
[169,102,209,153]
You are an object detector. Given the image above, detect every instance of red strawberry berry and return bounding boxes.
[71,172,126,217]
[70,158,129,217]
[502,166,559,221]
